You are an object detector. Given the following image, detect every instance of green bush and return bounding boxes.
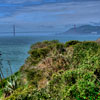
[48,69,100,100]
[3,76,20,98]
[72,42,100,68]
[2,40,100,100]
[27,69,43,87]
[65,40,81,47]
[28,47,50,65]
[0,89,3,97]
[29,48,50,59]
[0,79,8,89]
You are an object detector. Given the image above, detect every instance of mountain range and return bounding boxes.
[63,25,100,35]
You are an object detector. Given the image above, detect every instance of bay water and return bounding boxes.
[0,35,100,77]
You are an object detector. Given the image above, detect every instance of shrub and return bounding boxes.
[65,40,81,47]
[29,48,50,59]
[72,41,100,68]
[2,40,100,100]
[3,76,20,98]
[48,69,100,100]
[0,79,8,89]
[28,47,50,65]
[27,69,43,87]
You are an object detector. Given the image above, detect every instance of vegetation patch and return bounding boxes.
[1,40,100,100]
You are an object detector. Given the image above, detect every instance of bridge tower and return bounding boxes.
[13,25,15,36]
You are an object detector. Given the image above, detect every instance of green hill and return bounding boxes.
[0,40,100,100]
[63,25,100,35]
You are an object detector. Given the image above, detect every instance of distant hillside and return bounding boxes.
[63,25,100,35]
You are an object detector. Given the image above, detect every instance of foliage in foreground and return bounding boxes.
[1,40,100,100]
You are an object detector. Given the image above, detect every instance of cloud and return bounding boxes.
[0,0,42,4]
[0,0,100,32]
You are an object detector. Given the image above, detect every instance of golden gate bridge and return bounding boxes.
[0,24,77,36]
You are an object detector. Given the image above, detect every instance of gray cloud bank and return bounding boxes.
[0,0,100,33]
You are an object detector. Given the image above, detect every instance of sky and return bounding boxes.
[0,0,100,34]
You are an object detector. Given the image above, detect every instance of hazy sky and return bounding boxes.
[0,0,100,33]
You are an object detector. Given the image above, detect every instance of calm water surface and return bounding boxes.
[0,35,100,77]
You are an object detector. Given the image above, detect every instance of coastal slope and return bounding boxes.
[0,40,100,100]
